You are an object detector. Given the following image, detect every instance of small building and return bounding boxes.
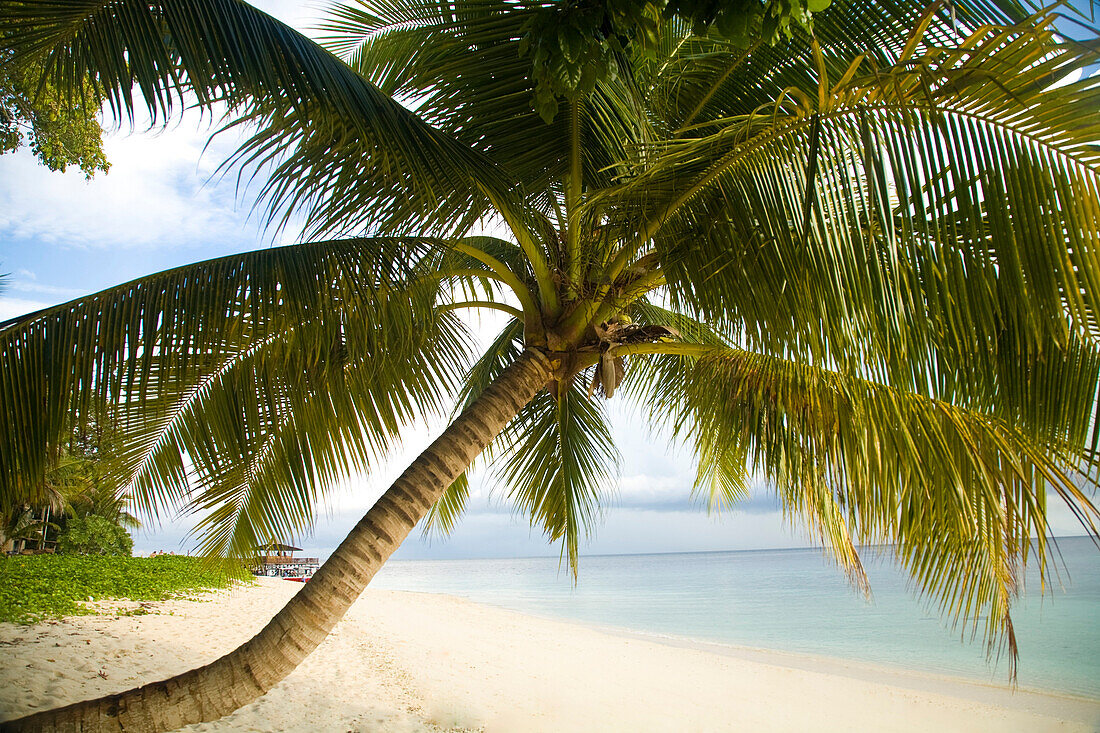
[252,541,319,581]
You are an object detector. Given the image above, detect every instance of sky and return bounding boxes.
[0,1,1089,564]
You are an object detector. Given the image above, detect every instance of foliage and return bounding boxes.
[1,507,55,547]
[0,555,244,624]
[517,0,828,121]
[496,380,620,570]
[667,0,830,38]
[58,413,141,530]
[0,410,138,553]
[57,514,132,556]
[0,49,107,177]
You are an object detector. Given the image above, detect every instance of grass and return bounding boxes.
[0,555,249,624]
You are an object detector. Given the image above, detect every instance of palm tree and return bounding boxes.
[2,0,1099,730]
[0,505,58,553]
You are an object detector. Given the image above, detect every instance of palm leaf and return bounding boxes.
[0,238,470,551]
[0,0,526,237]
[495,379,620,576]
[421,472,470,538]
[422,316,623,563]
[604,18,1100,410]
[322,0,655,205]
[629,342,1100,674]
[642,0,1031,131]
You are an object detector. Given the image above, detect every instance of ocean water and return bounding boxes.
[371,535,1100,699]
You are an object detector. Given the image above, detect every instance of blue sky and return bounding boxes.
[0,1,1088,563]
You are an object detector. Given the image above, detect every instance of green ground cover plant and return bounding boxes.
[0,555,247,624]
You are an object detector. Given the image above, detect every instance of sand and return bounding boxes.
[2,577,1097,732]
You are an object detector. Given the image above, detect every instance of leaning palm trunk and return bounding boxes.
[3,350,551,733]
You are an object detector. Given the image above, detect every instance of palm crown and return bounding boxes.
[2,0,1099,729]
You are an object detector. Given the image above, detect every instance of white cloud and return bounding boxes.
[1046,491,1096,538]
[254,0,327,29]
[0,120,271,250]
[0,296,51,322]
[0,0,321,255]
[8,278,84,298]
[616,473,687,504]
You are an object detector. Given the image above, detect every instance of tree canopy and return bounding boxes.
[514,0,828,120]
[0,49,107,176]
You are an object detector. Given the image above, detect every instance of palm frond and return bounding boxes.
[689,430,751,515]
[629,342,1100,674]
[321,0,655,211]
[495,379,620,576]
[175,310,468,559]
[438,235,540,314]
[0,0,524,237]
[624,301,758,516]
[421,472,470,538]
[642,0,1031,131]
[605,19,1100,408]
[0,239,471,553]
[425,313,624,556]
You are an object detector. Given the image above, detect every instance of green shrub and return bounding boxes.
[57,515,133,556]
[0,555,248,623]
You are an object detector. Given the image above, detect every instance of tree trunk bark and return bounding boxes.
[3,349,552,733]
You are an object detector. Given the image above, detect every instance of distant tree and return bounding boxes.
[0,48,108,176]
[0,408,137,554]
[57,514,132,556]
[0,449,73,555]
[60,410,141,532]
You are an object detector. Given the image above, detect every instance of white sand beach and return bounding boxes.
[2,577,1097,732]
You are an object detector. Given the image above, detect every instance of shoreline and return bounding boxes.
[552,613,1098,703]
[377,587,1100,725]
[387,586,1098,704]
[598,623,1100,715]
[3,578,1097,731]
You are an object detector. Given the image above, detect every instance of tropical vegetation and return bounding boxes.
[0,44,107,176]
[1,0,1098,730]
[1,415,138,556]
[0,505,56,554]
[56,515,133,556]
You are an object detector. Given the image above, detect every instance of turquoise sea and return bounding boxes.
[372,535,1099,699]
